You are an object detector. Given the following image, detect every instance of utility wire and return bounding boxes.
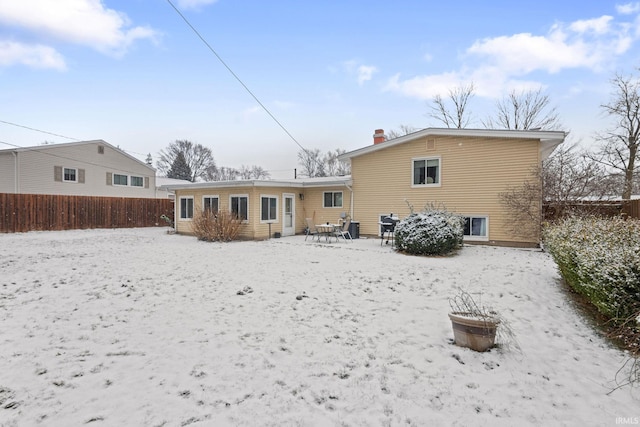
[0,120,151,160]
[165,0,312,157]
[0,139,154,176]
[0,119,80,141]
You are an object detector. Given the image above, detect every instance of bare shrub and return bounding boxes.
[191,210,242,242]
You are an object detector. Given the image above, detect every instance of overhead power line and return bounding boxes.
[165,0,312,157]
[0,119,151,160]
[0,139,154,176]
[0,119,80,141]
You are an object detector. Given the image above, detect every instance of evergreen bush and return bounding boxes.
[395,208,464,256]
[543,216,640,320]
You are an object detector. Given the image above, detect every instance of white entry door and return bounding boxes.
[282,193,295,236]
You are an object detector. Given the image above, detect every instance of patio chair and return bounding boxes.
[335,217,353,241]
[305,218,319,241]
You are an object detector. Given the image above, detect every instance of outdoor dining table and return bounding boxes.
[315,224,341,243]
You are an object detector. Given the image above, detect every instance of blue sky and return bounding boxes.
[1,0,639,178]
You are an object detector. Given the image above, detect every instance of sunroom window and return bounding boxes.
[231,195,248,221]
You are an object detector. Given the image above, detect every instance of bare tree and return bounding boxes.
[500,140,610,237]
[590,71,640,200]
[499,176,542,240]
[429,82,475,128]
[386,124,417,140]
[156,140,216,182]
[238,165,271,180]
[203,165,239,181]
[297,148,326,178]
[324,149,351,176]
[483,88,562,130]
[542,141,616,217]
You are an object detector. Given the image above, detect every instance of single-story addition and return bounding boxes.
[167,176,353,240]
[167,127,566,246]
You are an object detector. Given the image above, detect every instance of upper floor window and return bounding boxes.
[323,191,343,208]
[413,157,440,186]
[261,196,278,222]
[113,174,128,186]
[231,195,248,221]
[131,176,144,187]
[63,168,77,182]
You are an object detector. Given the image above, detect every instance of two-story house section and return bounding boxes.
[0,140,157,198]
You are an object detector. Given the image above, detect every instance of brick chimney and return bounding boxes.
[373,129,386,144]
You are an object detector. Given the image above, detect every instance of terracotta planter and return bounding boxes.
[449,312,500,352]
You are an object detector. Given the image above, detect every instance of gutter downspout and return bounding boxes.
[344,183,354,220]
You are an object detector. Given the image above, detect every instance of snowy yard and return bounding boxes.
[0,227,638,426]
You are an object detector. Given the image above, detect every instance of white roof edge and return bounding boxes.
[165,177,353,191]
[338,127,567,161]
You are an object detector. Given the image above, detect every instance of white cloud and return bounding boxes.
[0,0,158,57]
[616,2,640,14]
[177,0,219,10]
[357,65,377,85]
[569,16,613,34]
[384,72,465,99]
[0,41,66,70]
[343,60,378,85]
[387,12,639,101]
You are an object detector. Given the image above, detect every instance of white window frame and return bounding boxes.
[260,194,278,223]
[113,173,129,186]
[323,191,343,208]
[63,167,78,183]
[411,156,441,187]
[131,176,144,187]
[203,195,219,213]
[230,194,249,223]
[463,215,489,241]
[179,196,194,221]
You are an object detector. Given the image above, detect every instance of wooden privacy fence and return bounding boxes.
[0,193,174,233]
[623,199,640,218]
[543,199,640,221]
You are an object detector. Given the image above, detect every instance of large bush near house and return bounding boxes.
[543,216,640,320]
[191,210,242,242]
[394,209,464,256]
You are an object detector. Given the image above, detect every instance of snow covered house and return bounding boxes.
[0,140,159,198]
[167,127,566,246]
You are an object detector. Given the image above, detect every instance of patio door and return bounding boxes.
[282,193,295,236]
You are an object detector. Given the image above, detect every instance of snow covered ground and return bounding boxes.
[0,227,637,426]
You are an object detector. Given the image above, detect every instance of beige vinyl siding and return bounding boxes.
[299,187,352,226]
[173,184,352,240]
[350,135,541,244]
[3,141,157,197]
[173,186,290,239]
[0,153,17,193]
